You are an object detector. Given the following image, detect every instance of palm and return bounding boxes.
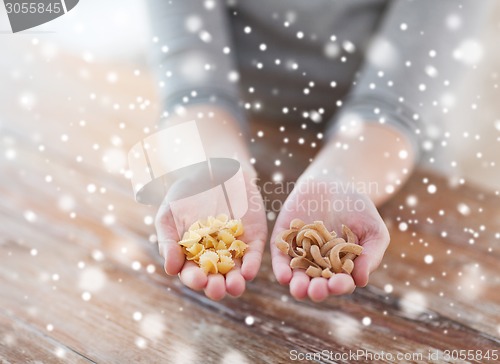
[270,176,389,301]
[155,171,267,300]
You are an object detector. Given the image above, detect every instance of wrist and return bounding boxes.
[302,122,417,205]
[158,103,252,168]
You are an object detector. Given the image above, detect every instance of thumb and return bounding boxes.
[155,204,185,276]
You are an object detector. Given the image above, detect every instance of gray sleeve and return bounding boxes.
[327,0,494,156]
[145,0,246,128]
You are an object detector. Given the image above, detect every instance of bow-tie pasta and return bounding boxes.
[178,214,247,275]
[276,219,363,278]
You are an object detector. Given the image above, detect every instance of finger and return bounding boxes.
[159,241,185,276]
[269,221,293,285]
[352,229,390,287]
[351,254,371,287]
[204,273,226,301]
[156,205,185,275]
[239,194,267,282]
[271,248,293,285]
[241,238,265,281]
[328,274,356,295]
[225,266,246,298]
[307,277,330,302]
[289,270,310,300]
[179,261,208,291]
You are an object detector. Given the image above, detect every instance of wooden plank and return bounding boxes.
[0,310,92,364]
[0,220,298,364]
[2,201,499,364]
[2,203,499,364]
[1,162,499,364]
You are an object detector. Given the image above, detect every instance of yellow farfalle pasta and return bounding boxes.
[217,229,235,245]
[199,251,219,274]
[185,242,205,261]
[215,240,227,251]
[217,249,232,258]
[203,235,218,249]
[228,239,247,259]
[178,230,202,248]
[178,214,248,275]
[275,219,363,278]
[227,219,244,236]
[217,255,236,274]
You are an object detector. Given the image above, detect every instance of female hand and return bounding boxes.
[155,168,267,300]
[270,175,390,302]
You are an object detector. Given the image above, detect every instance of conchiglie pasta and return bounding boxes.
[177,214,248,275]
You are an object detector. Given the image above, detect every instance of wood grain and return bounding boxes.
[1,43,499,363]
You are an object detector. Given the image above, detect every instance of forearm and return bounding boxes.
[146,0,243,136]
[302,123,417,206]
[159,104,255,176]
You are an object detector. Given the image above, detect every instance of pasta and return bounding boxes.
[178,214,248,275]
[275,220,363,278]
[228,240,247,259]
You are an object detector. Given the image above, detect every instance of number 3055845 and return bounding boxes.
[5,2,61,14]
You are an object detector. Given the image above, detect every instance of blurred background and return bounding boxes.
[2,0,500,289]
[1,0,500,191]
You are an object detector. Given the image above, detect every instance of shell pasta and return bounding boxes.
[178,214,247,275]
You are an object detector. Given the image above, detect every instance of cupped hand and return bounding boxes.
[270,176,390,302]
[155,168,267,300]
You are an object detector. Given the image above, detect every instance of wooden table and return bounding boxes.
[1,45,499,363]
